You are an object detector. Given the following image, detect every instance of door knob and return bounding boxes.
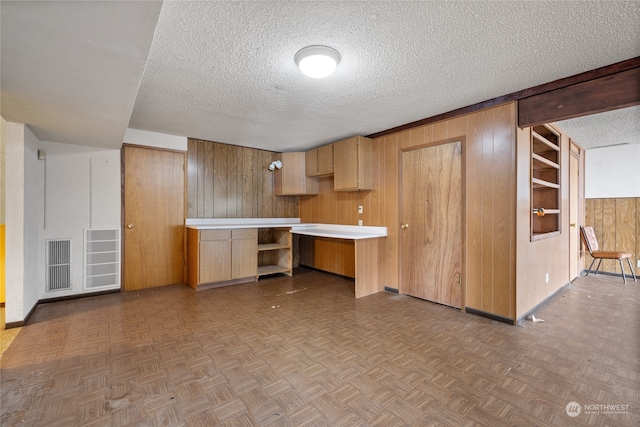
[401,224,409,229]
[127,223,134,229]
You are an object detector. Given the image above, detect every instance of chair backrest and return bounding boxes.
[580,226,600,254]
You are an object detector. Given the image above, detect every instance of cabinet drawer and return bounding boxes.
[232,228,257,239]
[200,230,231,241]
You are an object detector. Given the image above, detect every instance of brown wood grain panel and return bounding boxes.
[464,112,483,310]
[491,104,516,318]
[446,115,467,139]
[204,140,214,217]
[188,139,298,221]
[197,139,205,218]
[480,108,495,313]
[381,134,399,289]
[432,121,447,142]
[616,199,636,270]
[601,199,617,271]
[242,147,256,218]
[519,67,640,127]
[187,139,198,218]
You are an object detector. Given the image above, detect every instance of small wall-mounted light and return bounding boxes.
[268,160,282,171]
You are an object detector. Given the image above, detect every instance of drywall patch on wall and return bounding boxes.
[124,128,187,151]
[585,144,640,198]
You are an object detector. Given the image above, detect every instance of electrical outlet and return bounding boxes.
[545,273,549,283]
[637,260,640,268]
[358,220,363,226]
[358,206,363,214]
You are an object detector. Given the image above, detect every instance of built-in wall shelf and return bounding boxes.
[257,228,292,277]
[531,124,561,239]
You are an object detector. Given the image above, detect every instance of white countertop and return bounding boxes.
[290,224,387,240]
[186,218,301,229]
[185,218,386,240]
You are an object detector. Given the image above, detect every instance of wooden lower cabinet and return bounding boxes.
[187,228,258,289]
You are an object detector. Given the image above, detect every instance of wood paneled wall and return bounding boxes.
[515,125,573,318]
[187,139,299,268]
[585,198,640,275]
[301,103,517,320]
[187,138,298,219]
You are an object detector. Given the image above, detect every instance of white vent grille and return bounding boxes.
[46,239,72,291]
[85,229,120,290]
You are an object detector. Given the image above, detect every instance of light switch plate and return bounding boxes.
[358,206,363,214]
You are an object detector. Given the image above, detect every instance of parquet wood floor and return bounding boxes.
[1,268,638,426]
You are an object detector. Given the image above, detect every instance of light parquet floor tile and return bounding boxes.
[1,268,638,426]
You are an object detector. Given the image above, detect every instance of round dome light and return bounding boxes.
[294,45,341,78]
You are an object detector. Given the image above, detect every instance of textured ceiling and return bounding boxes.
[2,1,640,151]
[0,1,162,148]
[555,106,640,149]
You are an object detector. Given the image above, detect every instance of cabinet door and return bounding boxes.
[305,149,318,176]
[334,136,373,191]
[232,229,257,278]
[274,152,318,195]
[200,239,231,283]
[334,137,360,190]
[317,144,334,175]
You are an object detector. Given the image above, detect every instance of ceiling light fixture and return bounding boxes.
[294,45,341,78]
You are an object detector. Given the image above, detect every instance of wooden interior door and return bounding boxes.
[400,141,462,308]
[569,150,580,280]
[123,145,185,291]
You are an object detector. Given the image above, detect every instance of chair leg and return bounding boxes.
[586,258,596,276]
[619,259,627,284]
[594,259,603,275]
[627,258,637,282]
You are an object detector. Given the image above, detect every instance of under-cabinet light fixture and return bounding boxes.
[294,45,341,78]
[268,160,282,171]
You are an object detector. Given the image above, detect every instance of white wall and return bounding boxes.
[3,123,186,323]
[585,143,640,198]
[4,122,41,323]
[124,128,187,151]
[38,140,121,299]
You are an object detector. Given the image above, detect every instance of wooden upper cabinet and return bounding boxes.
[333,136,374,191]
[305,144,334,177]
[274,152,318,195]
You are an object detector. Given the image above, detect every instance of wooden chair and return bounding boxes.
[580,226,637,284]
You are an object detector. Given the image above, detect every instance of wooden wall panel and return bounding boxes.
[301,102,518,319]
[187,138,298,220]
[584,198,639,276]
[515,124,574,319]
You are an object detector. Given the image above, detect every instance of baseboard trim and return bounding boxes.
[39,289,121,305]
[5,289,121,329]
[384,286,399,294]
[5,300,38,329]
[516,281,572,326]
[465,307,515,325]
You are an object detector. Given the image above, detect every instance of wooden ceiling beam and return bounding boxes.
[518,67,640,128]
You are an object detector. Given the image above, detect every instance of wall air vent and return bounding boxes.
[85,229,120,290]
[46,239,72,291]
